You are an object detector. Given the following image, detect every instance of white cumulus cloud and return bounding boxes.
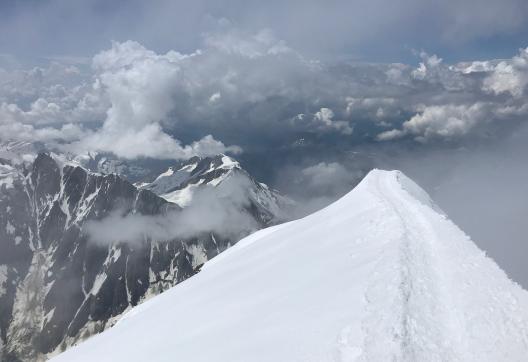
[483,47,528,98]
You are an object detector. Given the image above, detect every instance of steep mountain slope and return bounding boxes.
[0,153,284,361]
[52,170,528,362]
[138,154,291,224]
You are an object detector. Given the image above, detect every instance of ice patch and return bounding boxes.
[186,244,208,269]
[179,163,197,172]
[90,273,107,296]
[162,183,200,207]
[220,155,239,169]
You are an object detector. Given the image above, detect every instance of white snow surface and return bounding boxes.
[220,155,240,169]
[51,170,528,362]
[161,182,201,207]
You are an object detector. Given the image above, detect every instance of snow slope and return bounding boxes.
[51,170,528,362]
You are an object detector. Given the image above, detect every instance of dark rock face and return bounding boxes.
[0,154,254,361]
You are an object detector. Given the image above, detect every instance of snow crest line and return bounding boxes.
[359,171,465,361]
[355,170,528,362]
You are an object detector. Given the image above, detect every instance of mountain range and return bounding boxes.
[0,142,289,361]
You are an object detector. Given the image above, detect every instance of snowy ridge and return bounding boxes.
[51,169,528,362]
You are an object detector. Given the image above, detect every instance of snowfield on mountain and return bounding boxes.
[51,170,528,362]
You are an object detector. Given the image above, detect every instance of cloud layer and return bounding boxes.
[1,0,527,62]
[2,30,528,160]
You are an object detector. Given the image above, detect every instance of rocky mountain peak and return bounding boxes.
[0,151,289,361]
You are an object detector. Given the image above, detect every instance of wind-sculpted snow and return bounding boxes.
[52,169,528,362]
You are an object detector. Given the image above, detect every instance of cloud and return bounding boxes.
[374,48,528,143]
[0,59,107,147]
[0,28,527,161]
[204,27,292,58]
[0,102,86,143]
[84,173,258,244]
[71,41,241,159]
[0,0,527,63]
[377,103,489,142]
[0,40,242,160]
[70,125,241,160]
[300,162,359,192]
[483,47,528,97]
[312,108,353,135]
[274,160,366,218]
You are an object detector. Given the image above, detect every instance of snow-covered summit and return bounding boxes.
[138,154,242,202]
[51,169,528,362]
[139,154,291,224]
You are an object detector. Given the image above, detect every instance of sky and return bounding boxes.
[0,0,527,286]
[1,0,528,62]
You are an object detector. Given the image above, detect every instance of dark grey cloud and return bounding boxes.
[1,0,527,62]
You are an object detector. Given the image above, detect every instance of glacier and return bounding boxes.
[51,170,528,362]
